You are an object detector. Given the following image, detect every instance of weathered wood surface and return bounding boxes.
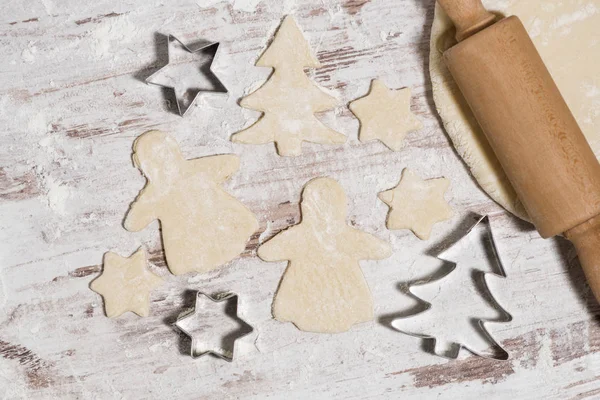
[1,0,599,398]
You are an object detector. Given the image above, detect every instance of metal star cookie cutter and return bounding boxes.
[391,215,513,361]
[146,35,228,116]
[174,291,253,361]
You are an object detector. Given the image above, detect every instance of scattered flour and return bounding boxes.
[21,44,37,65]
[196,0,263,13]
[91,15,140,61]
[149,339,173,353]
[257,220,273,244]
[27,112,48,136]
[379,31,396,42]
[40,0,57,16]
[0,270,6,309]
[45,176,72,215]
[550,2,597,29]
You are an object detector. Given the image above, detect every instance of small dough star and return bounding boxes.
[90,248,163,318]
[349,80,422,151]
[175,292,253,361]
[146,36,227,116]
[379,169,453,240]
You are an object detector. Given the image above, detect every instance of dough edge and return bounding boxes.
[429,3,529,221]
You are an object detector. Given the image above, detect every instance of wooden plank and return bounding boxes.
[1,0,599,398]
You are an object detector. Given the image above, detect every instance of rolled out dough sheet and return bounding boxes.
[430,0,600,220]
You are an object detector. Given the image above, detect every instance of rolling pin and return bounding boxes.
[437,0,600,301]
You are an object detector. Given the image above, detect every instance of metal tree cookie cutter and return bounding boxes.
[175,291,253,361]
[391,215,513,361]
[146,35,228,116]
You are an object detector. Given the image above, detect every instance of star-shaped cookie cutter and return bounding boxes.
[391,215,513,361]
[146,35,228,116]
[174,291,253,362]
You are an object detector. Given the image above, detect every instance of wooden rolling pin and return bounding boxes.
[437,0,600,301]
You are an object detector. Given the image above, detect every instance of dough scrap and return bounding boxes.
[124,130,259,275]
[349,80,422,151]
[430,0,600,220]
[231,16,346,156]
[379,169,453,240]
[90,248,163,318]
[258,178,392,333]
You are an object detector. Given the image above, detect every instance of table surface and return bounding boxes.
[2,0,599,398]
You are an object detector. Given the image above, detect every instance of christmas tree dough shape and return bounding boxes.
[124,130,259,275]
[379,169,452,240]
[90,248,163,318]
[258,178,392,333]
[349,80,422,151]
[231,16,346,156]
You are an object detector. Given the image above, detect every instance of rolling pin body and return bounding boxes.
[444,17,600,237]
[438,0,600,300]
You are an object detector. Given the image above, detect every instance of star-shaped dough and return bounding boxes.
[146,36,227,116]
[90,248,163,318]
[349,80,422,151]
[175,292,253,361]
[379,169,453,240]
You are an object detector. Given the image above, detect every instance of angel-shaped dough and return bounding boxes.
[124,130,259,275]
[258,178,392,333]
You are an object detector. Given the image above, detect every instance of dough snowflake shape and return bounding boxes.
[349,80,422,151]
[258,177,392,333]
[231,16,346,156]
[90,248,163,318]
[379,169,453,240]
[124,130,259,276]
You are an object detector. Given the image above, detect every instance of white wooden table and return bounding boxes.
[1,0,599,398]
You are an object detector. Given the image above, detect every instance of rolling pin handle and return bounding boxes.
[437,0,497,41]
[565,215,600,302]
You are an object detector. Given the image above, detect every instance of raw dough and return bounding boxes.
[90,248,163,318]
[349,80,422,151]
[430,0,600,220]
[379,169,453,240]
[231,16,346,156]
[124,130,259,275]
[258,178,392,333]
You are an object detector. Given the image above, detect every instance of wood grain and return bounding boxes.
[1,0,599,398]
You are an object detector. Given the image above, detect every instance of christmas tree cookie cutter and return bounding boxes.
[174,291,253,361]
[391,215,513,361]
[146,35,228,116]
